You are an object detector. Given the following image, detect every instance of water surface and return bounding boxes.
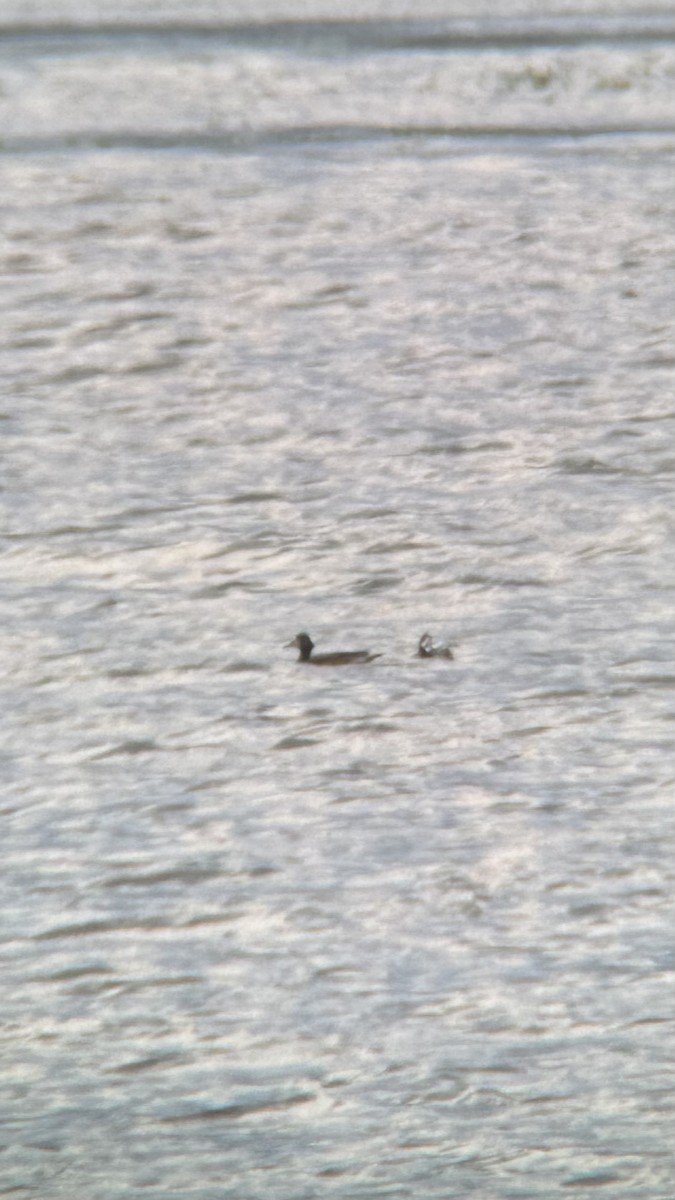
[1,3,675,1197]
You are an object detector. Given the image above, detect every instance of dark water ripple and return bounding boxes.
[5,126,675,156]
[1,14,675,50]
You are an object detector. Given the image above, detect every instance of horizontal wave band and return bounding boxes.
[2,17,675,53]
[2,124,675,156]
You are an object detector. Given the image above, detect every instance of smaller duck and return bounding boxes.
[416,632,454,660]
[287,632,381,666]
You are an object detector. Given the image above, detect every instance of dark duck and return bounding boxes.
[288,632,381,666]
[416,632,454,659]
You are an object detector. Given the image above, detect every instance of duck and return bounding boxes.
[287,632,381,666]
[416,632,454,660]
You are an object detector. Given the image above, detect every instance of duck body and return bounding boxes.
[416,632,454,660]
[288,632,381,666]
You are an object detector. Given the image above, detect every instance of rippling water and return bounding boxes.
[2,3,675,1197]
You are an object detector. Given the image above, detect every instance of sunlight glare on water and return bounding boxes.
[1,2,675,1197]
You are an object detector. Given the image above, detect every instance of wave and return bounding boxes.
[1,15,675,53]
[2,124,675,157]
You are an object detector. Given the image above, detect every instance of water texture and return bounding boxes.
[1,3,675,1197]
